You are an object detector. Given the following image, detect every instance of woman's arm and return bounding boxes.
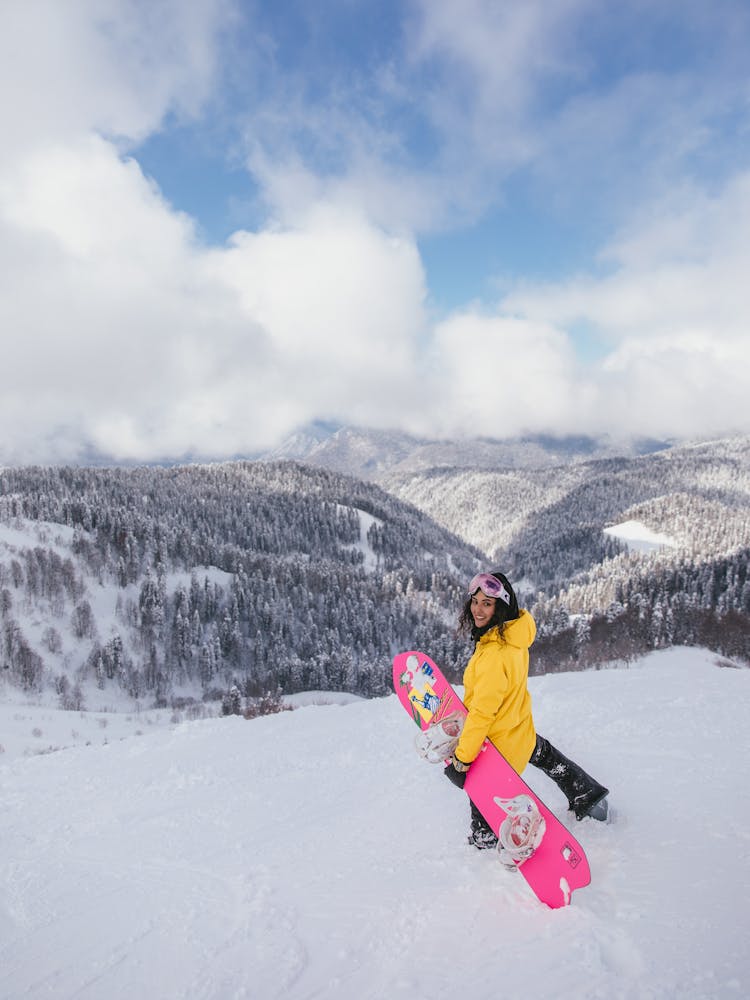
[455,651,507,763]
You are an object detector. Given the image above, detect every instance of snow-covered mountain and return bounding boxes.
[2,438,750,709]
[380,435,750,568]
[0,461,482,708]
[263,423,674,480]
[1,646,747,999]
[380,436,750,651]
[263,429,750,636]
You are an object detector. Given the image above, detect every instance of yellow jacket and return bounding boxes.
[455,610,537,773]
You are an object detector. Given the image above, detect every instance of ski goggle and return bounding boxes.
[468,573,511,606]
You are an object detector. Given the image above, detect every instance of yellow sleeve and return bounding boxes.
[456,649,508,763]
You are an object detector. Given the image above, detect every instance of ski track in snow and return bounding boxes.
[1,648,749,1000]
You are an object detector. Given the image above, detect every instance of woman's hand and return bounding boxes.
[443,754,470,788]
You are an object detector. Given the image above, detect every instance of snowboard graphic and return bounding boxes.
[393,650,591,908]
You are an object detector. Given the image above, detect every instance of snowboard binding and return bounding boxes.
[495,795,546,870]
[415,712,465,763]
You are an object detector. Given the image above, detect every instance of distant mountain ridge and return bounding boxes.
[262,424,675,480]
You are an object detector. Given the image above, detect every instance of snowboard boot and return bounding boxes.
[468,801,499,850]
[530,735,609,822]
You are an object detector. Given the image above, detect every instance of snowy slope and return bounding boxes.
[1,648,749,1000]
[604,519,677,553]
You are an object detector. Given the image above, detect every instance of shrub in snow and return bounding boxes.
[221,685,243,716]
[243,691,291,719]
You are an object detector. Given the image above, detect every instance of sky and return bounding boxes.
[2,0,750,465]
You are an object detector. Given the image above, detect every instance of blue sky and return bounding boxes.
[133,1,647,293]
[1,0,750,464]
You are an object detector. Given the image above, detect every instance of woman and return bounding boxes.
[444,571,609,849]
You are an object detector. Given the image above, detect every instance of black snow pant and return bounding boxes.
[529,734,609,820]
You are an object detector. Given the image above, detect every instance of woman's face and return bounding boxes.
[470,591,496,629]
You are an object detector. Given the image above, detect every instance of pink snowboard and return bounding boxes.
[393,650,591,908]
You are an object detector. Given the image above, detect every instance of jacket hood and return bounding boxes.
[481,609,536,651]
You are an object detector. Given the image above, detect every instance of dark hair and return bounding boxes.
[458,570,520,639]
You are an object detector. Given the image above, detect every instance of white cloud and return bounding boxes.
[417,311,590,439]
[0,0,231,152]
[1,0,749,465]
[0,136,243,461]
[0,0,433,464]
[246,145,451,236]
[2,130,748,462]
[499,174,750,438]
[598,334,750,439]
[408,0,586,127]
[199,203,428,444]
[0,135,429,462]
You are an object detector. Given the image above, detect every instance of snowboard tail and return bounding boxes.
[393,650,591,908]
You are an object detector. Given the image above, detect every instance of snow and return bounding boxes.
[604,519,677,552]
[166,566,235,591]
[0,701,176,761]
[0,514,238,701]
[0,519,77,552]
[341,506,382,571]
[283,690,364,709]
[1,647,749,999]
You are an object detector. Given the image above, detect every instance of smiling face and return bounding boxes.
[470,591,497,630]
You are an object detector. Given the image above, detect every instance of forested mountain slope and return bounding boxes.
[381,437,750,577]
[383,436,750,671]
[0,462,481,705]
